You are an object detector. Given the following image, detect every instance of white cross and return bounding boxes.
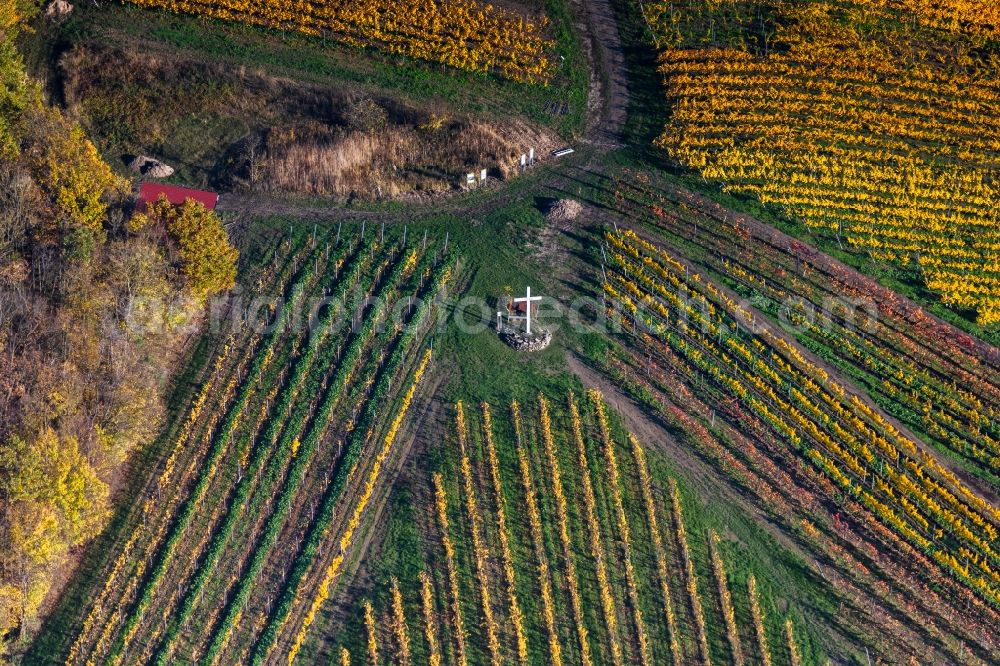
[513,286,542,335]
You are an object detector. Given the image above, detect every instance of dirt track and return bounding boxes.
[230,0,1000,594]
[281,0,635,648]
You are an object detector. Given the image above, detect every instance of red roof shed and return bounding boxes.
[138,182,219,211]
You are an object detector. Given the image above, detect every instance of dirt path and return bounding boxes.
[613,215,1000,506]
[563,351,815,559]
[576,0,629,147]
[274,2,637,637]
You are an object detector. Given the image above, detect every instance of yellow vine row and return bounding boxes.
[454,401,503,666]
[390,577,411,666]
[629,433,683,666]
[568,391,624,666]
[419,571,442,666]
[511,400,563,666]
[588,389,652,666]
[748,575,772,666]
[785,618,802,666]
[709,530,745,666]
[670,478,712,666]
[363,599,379,666]
[538,394,593,666]
[433,471,469,666]
[481,402,529,665]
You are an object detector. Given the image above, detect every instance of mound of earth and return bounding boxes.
[45,0,73,17]
[546,198,583,224]
[129,155,175,178]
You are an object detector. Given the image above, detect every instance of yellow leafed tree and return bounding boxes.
[1,428,110,549]
[23,107,126,237]
[140,196,239,301]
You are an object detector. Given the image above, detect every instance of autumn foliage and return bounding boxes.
[481,403,529,664]
[454,402,503,666]
[589,390,652,666]
[126,0,554,83]
[331,391,827,666]
[432,471,468,666]
[604,226,1000,611]
[512,400,563,666]
[0,1,234,646]
[538,395,592,666]
[137,196,239,301]
[419,571,442,666]
[645,0,1000,324]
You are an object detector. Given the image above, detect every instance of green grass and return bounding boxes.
[21,0,993,660]
[20,0,589,193]
[27,184,877,665]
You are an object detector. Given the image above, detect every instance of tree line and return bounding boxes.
[0,0,237,650]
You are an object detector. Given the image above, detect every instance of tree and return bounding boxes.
[0,0,18,32]
[0,584,19,636]
[141,196,238,301]
[22,107,126,237]
[0,3,29,159]
[0,0,203,644]
[0,428,110,548]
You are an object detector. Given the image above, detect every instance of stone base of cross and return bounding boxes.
[497,286,552,352]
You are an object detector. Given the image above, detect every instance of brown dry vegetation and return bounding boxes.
[260,119,555,199]
[59,44,558,200]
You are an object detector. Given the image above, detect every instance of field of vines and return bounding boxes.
[48,224,455,665]
[641,0,1000,325]
[597,216,999,664]
[600,169,1000,491]
[123,0,554,83]
[317,392,819,666]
